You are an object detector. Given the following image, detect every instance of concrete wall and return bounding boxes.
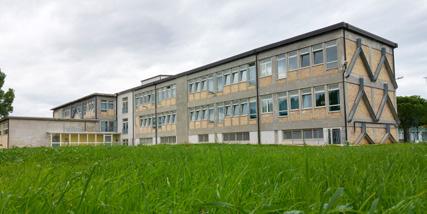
[0,120,8,148]
[8,119,98,148]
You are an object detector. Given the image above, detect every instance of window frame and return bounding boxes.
[326,40,338,69]
[312,44,324,65]
[328,84,341,112]
[277,54,287,79]
[300,47,310,68]
[259,58,272,77]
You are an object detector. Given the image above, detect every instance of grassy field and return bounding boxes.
[0,144,426,213]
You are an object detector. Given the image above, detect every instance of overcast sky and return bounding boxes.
[1,0,426,117]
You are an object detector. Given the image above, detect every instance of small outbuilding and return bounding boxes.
[0,116,120,149]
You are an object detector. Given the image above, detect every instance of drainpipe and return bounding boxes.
[132,90,135,146]
[255,53,261,145]
[342,29,349,143]
[154,84,158,145]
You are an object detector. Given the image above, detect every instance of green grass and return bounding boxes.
[0,144,426,213]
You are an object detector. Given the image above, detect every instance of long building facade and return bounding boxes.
[2,22,398,148]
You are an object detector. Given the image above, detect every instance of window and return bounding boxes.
[326,41,338,69]
[104,135,112,143]
[198,134,209,142]
[202,109,208,120]
[248,64,256,84]
[260,58,272,77]
[313,128,324,139]
[261,95,273,113]
[201,80,207,91]
[328,84,340,111]
[249,98,257,119]
[191,82,197,93]
[312,44,323,65]
[196,82,202,92]
[122,119,128,134]
[225,105,233,117]
[232,72,239,84]
[277,54,287,79]
[100,100,108,112]
[288,51,298,70]
[233,104,240,116]
[140,137,152,145]
[207,78,214,92]
[171,85,176,97]
[122,97,128,114]
[315,86,326,107]
[101,121,115,132]
[300,48,310,67]
[160,136,176,144]
[224,73,231,85]
[100,100,113,111]
[223,132,249,142]
[283,131,292,140]
[197,110,203,120]
[171,114,176,124]
[217,75,224,91]
[290,91,299,110]
[303,129,313,139]
[239,68,247,82]
[278,94,288,116]
[302,88,312,109]
[208,108,215,122]
[218,106,225,121]
[240,102,249,115]
[292,130,302,139]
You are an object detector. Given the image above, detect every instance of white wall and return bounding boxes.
[117,92,134,145]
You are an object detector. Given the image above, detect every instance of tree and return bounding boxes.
[397,96,427,142]
[0,69,14,118]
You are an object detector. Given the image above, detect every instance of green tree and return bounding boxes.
[397,96,427,142]
[0,69,14,118]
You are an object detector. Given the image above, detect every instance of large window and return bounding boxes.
[259,58,272,77]
[249,98,257,119]
[283,129,323,140]
[290,91,299,110]
[277,54,287,79]
[326,41,338,69]
[122,97,128,114]
[312,44,324,65]
[302,88,312,109]
[278,93,288,116]
[261,95,273,113]
[288,51,298,70]
[315,86,326,107]
[328,84,340,111]
[300,48,310,68]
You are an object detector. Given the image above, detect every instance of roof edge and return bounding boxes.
[0,116,98,123]
[51,93,116,110]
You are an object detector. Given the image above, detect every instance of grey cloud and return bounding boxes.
[0,0,426,117]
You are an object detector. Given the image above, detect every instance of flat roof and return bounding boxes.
[51,93,116,110]
[117,22,398,95]
[0,116,98,123]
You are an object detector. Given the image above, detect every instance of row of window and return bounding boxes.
[187,40,338,94]
[188,64,257,94]
[262,40,338,78]
[282,129,324,140]
[139,112,177,128]
[263,84,340,116]
[189,97,258,122]
[134,85,176,106]
[188,84,340,123]
[63,100,96,118]
[160,136,176,144]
